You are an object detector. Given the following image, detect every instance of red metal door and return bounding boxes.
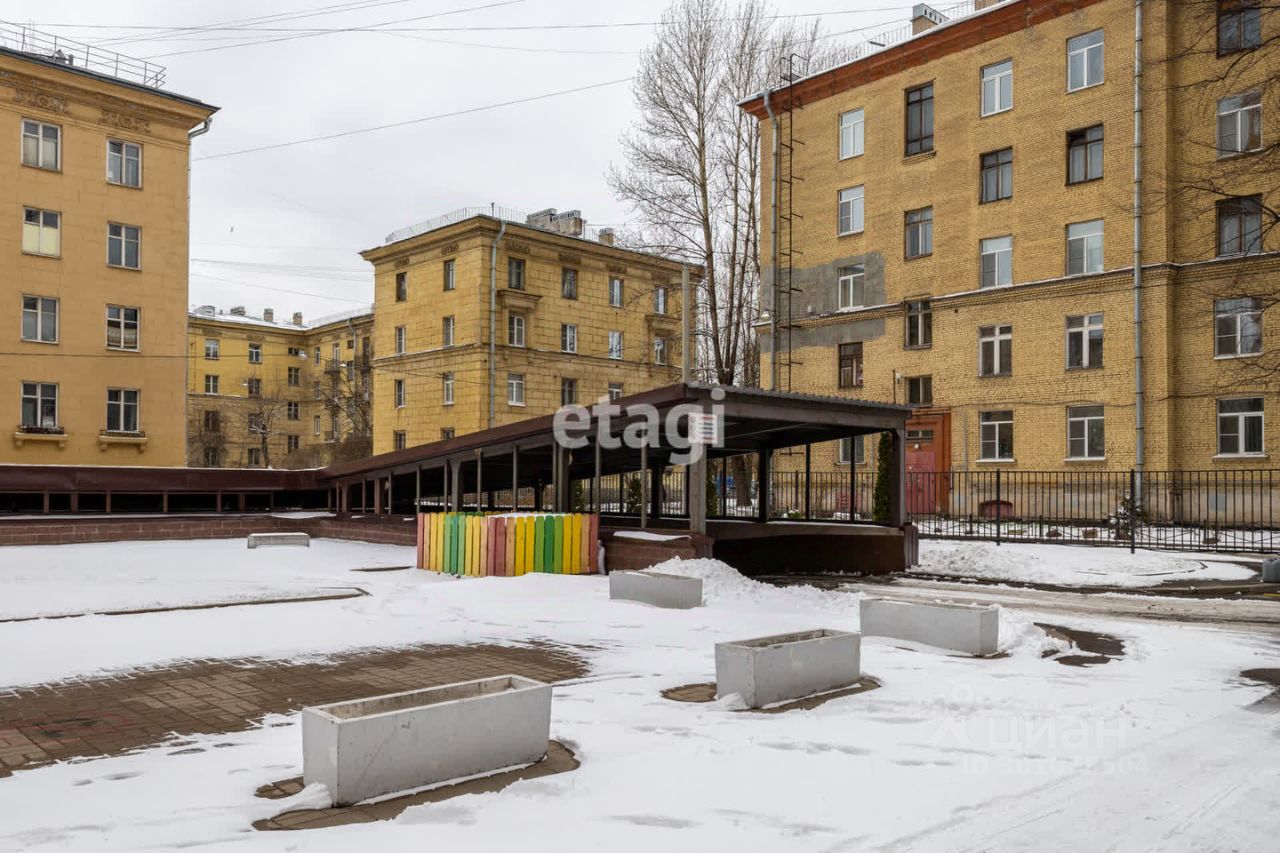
[906,429,937,514]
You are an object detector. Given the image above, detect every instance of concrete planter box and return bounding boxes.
[860,597,999,656]
[302,675,552,806]
[247,532,310,548]
[1263,557,1280,583]
[715,629,861,709]
[609,570,703,609]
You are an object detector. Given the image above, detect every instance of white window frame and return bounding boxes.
[508,257,526,290]
[248,343,262,364]
[837,265,865,310]
[1066,405,1105,460]
[246,447,262,467]
[287,434,300,453]
[608,383,623,401]
[906,299,932,348]
[654,286,667,315]
[560,377,577,406]
[1217,398,1264,456]
[980,235,1013,288]
[837,186,865,235]
[562,268,578,299]
[508,313,526,348]
[313,414,322,436]
[21,119,60,170]
[21,381,59,429]
[654,337,668,365]
[609,277,624,307]
[443,258,456,291]
[394,271,407,302]
[981,60,1013,116]
[979,410,1014,460]
[561,323,578,353]
[107,223,141,270]
[1216,91,1261,156]
[204,374,219,395]
[1215,297,1262,358]
[507,373,526,406]
[204,339,220,360]
[286,401,300,420]
[904,207,933,259]
[22,207,60,257]
[1066,29,1104,92]
[395,325,406,354]
[608,330,624,360]
[442,315,455,347]
[21,295,58,344]
[837,435,866,465]
[1066,219,1104,275]
[1066,313,1104,369]
[839,108,864,159]
[394,378,406,408]
[106,139,142,187]
[393,431,406,451]
[442,372,455,405]
[979,324,1013,377]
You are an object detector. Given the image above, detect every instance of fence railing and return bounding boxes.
[0,22,167,88]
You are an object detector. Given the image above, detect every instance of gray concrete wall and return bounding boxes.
[715,629,861,708]
[759,251,889,355]
[859,597,999,656]
[609,570,703,609]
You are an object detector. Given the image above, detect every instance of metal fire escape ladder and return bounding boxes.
[775,53,807,393]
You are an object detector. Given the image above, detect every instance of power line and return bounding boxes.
[193,77,632,161]
[190,272,371,304]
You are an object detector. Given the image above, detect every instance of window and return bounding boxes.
[205,339,220,359]
[21,382,58,428]
[609,330,623,360]
[204,375,219,394]
[246,448,262,467]
[905,84,934,155]
[654,338,668,365]
[1067,29,1104,91]
[287,347,302,357]
[980,410,1014,460]
[561,377,577,406]
[313,380,322,400]
[248,413,265,434]
[609,277,624,307]
[1217,196,1263,256]
[562,268,578,299]
[287,434,300,453]
[1218,0,1262,54]
[331,412,339,436]
[979,324,1013,376]
[331,342,340,363]
[981,60,1012,116]
[1215,297,1262,357]
[313,415,321,436]
[313,346,321,364]
[508,258,525,290]
[1217,92,1262,156]
[608,383,624,401]
[837,186,865,235]
[394,378,406,408]
[443,259,456,291]
[561,323,577,353]
[442,372,455,405]
[106,139,141,186]
[907,376,933,406]
[1066,220,1104,275]
[203,447,221,467]
[393,431,407,451]
[980,236,1013,288]
[22,296,58,343]
[288,366,300,386]
[1066,313,1105,368]
[980,148,1013,202]
[1218,397,1264,455]
[1063,405,1106,459]
[906,300,933,348]
[247,378,262,397]
[22,208,60,256]
[21,120,59,170]
[837,265,865,310]
[107,223,140,269]
[508,313,526,347]
[204,410,221,433]
[1067,125,1104,183]
[838,342,863,388]
[105,389,140,433]
[104,306,139,348]
[441,428,456,440]
[248,343,262,364]
[508,373,525,406]
[839,108,864,158]
[287,401,300,420]
[654,286,667,315]
[904,207,933,259]
[442,316,455,347]
[838,435,866,465]
[395,325,406,354]
[395,272,407,302]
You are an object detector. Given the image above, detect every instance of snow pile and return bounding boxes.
[917,540,1256,588]
[644,557,833,611]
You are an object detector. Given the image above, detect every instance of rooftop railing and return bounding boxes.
[0,21,167,89]
[385,205,612,245]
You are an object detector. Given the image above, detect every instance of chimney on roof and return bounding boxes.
[598,228,615,246]
[262,307,274,323]
[230,306,247,317]
[293,312,304,326]
[911,3,946,34]
[196,305,216,317]
[525,208,585,237]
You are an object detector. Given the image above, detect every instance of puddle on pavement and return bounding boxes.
[1035,623,1126,667]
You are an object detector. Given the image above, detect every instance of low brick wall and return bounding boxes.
[601,529,712,572]
[0,514,417,548]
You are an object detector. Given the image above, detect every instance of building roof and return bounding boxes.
[188,306,373,333]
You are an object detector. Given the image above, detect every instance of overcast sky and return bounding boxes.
[27,0,911,321]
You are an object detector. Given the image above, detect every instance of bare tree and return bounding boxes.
[237,375,292,468]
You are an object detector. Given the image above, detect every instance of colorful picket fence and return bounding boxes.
[415,512,600,576]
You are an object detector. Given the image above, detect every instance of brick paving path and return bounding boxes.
[0,644,586,777]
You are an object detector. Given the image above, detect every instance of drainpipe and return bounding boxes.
[488,217,507,430]
[763,89,780,391]
[186,118,211,463]
[1132,0,1146,483]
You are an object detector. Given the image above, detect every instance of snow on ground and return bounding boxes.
[917,539,1258,588]
[0,541,1276,852]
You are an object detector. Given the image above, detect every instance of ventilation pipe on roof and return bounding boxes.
[1132,0,1146,484]
[763,88,780,391]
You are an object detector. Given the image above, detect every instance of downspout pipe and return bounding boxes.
[1132,0,1146,483]
[488,217,507,430]
[763,88,780,391]
[186,119,211,464]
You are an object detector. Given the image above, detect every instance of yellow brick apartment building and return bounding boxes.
[362,208,691,455]
[2,36,216,466]
[743,0,1277,477]
[186,306,374,468]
